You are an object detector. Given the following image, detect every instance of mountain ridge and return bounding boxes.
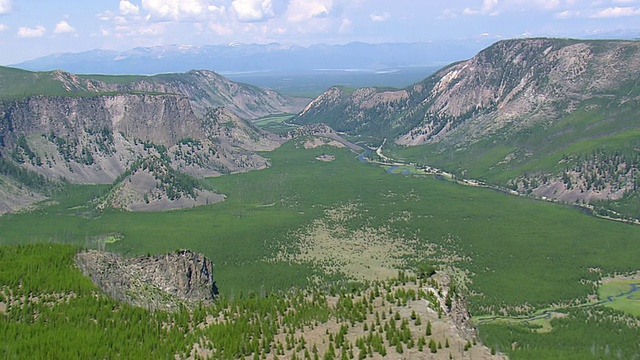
[294,38,640,216]
[0,67,308,120]
[0,67,306,213]
[10,41,493,75]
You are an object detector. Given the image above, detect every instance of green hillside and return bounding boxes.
[390,97,640,218]
[0,66,70,97]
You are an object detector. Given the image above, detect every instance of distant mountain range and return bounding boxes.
[10,41,501,95]
[12,41,495,75]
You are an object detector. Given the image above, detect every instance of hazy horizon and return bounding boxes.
[1,0,640,65]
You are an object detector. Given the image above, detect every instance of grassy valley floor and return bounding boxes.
[1,137,640,358]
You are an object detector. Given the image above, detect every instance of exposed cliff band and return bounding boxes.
[75,249,219,311]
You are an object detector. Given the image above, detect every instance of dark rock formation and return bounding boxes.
[75,249,218,311]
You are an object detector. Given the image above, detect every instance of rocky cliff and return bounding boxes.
[0,94,275,183]
[295,38,640,146]
[15,68,310,120]
[397,38,640,146]
[75,249,218,311]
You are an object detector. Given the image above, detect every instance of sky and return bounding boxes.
[1,0,640,65]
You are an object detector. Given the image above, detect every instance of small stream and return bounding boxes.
[475,281,640,326]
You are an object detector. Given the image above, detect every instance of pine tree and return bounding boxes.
[429,339,437,353]
[395,342,403,354]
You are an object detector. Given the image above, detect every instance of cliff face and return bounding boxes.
[75,249,219,311]
[2,94,200,147]
[397,38,640,145]
[49,69,309,119]
[295,39,640,145]
[0,94,275,184]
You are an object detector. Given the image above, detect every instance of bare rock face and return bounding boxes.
[75,250,219,311]
[295,38,640,145]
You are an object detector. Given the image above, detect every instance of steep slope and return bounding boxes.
[0,67,295,213]
[397,38,640,146]
[97,155,225,211]
[295,38,640,215]
[296,38,640,144]
[0,94,272,183]
[201,107,285,152]
[0,67,309,120]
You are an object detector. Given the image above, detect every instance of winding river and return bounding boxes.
[474,281,640,327]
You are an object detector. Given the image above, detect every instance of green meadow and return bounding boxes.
[252,114,297,134]
[1,139,639,314]
[2,137,640,358]
[598,279,640,316]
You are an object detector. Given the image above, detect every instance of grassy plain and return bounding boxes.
[2,137,640,359]
[598,279,640,316]
[1,139,639,313]
[252,114,297,134]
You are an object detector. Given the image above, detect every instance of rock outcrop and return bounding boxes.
[0,94,275,180]
[75,249,219,311]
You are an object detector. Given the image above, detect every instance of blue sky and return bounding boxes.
[1,0,640,65]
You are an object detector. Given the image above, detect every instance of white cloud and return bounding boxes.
[232,0,274,22]
[591,6,640,17]
[0,24,7,32]
[510,0,561,10]
[555,10,580,18]
[286,0,332,22]
[482,0,499,12]
[208,5,226,14]
[120,0,140,16]
[209,22,233,36]
[271,26,286,35]
[463,0,574,16]
[17,25,46,38]
[0,0,12,15]
[114,22,166,36]
[141,0,208,20]
[339,17,351,33]
[369,12,390,22]
[463,0,498,15]
[54,21,76,34]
